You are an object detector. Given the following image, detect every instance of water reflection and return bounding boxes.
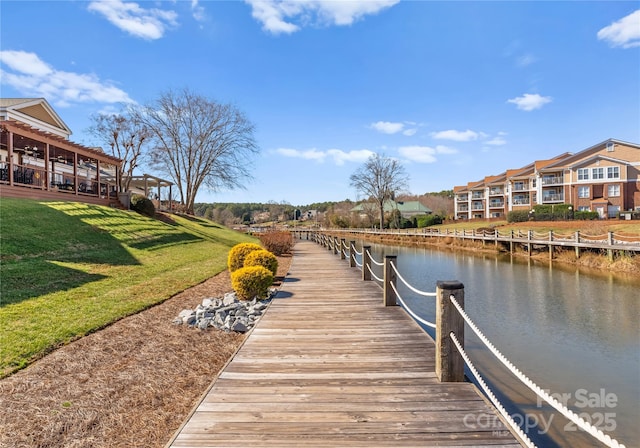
[361,241,640,447]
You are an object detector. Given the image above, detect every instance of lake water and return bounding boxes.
[359,242,639,447]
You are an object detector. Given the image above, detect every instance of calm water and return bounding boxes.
[360,242,639,447]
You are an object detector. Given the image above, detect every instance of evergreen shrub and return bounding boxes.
[130,194,155,217]
[244,249,278,276]
[507,211,530,223]
[231,265,273,300]
[227,242,263,272]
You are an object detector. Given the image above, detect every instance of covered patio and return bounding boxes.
[0,120,123,206]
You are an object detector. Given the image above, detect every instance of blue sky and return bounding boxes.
[1,1,639,205]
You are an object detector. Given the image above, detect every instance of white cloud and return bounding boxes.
[327,148,374,165]
[597,10,640,49]
[87,0,178,40]
[516,53,537,67]
[402,128,417,136]
[430,129,480,142]
[485,136,507,146]
[276,147,373,165]
[371,121,404,134]
[245,0,399,34]
[507,93,552,111]
[0,50,134,106]
[191,0,207,22]
[398,145,457,163]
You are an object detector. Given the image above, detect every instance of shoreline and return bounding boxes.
[320,230,640,277]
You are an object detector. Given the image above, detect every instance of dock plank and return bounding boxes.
[167,240,522,447]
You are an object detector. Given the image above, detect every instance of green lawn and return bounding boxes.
[0,198,256,377]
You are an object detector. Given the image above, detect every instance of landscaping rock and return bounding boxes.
[172,291,272,333]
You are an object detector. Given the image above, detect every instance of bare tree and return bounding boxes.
[350,153,409,229]
[87,107,151,192]
[134,88,258,214]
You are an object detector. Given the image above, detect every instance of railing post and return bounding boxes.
[362,246,371,281]
[349,241,356,268]
[436,281,465,382]
[608,232,614,261]
[527,230,532,256]
[575,231,580,259]
[383,255,397,306]
[340,238,346,259]
[333,237,339,255]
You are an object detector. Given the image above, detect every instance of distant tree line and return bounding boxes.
[193,192,453,229]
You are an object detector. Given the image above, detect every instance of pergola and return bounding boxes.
[126,174,175,211]
[0,119,123,205]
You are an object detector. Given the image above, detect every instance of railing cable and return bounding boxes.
[366,249,384,266]
[390,282,436,329]
[449,295,626,448]
[390,261,437,297]
[366,263,384,282]
[450,332,537,448]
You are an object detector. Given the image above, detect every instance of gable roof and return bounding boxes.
[0,98,72,138]
[542,138,640,171]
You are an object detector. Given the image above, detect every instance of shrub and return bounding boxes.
[130,194,155,217]
[244,249,278,276]
[227,242,263,272]
[259,231,293,255]
[575,211,599,220]
[416,214,443,228]
[231,265,273,300]
[531,204,574,221]
[507,210,530,223]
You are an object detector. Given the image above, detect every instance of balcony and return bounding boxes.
[457,195,469,201]
[513,198,530,205]
[489,188,504,196]
[542,193,564,203]
[513,183,529,191]
[541,176,563,186]
[471,192,484,199]
[472,203,484,211]
[489,201,504,208]
[457,205,469,212]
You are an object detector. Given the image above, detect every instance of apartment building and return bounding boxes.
[454,139,640,220]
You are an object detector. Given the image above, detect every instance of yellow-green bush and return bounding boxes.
[227,242,263,272]
[231,266,274,300]
[244,249,278,276]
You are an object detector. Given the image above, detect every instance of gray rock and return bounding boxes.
[231,319,248,333]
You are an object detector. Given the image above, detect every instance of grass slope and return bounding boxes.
[0,198,256,377]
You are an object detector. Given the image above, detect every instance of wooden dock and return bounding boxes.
[167,241,522,447]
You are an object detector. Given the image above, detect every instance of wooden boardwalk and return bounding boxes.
[167,241,522,447]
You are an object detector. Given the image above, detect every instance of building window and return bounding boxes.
[577,168,589,181]
[607,166,619,179]
[592,167,604,180]
[578,206,590,211]
[608,184,620,197]
[606,142,615,152]
[578,186,590,198]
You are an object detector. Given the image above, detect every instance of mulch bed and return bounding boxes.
[0,255,292,448]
